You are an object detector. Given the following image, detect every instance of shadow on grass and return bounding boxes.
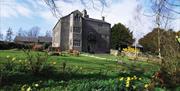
[1,70,117,89]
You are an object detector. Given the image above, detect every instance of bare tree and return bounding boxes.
[144,0,180,58]
[28,26,40,37]
[5,27,13,42]
[0,30,3,41]
[17,27,27,37]
[45,30,52,37]
[43,0,108,17]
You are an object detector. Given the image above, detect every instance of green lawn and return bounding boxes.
[0,50,171,91]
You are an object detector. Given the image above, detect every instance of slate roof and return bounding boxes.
[14,36,52,43]
[83,17,110,25]
[38,36,52,43]
[14,36,38,42]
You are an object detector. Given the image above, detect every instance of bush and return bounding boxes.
[68,49,80,56]
[32,44,44,51]
[151,58,180,88]
[23,50,55,75]
[0,41,31,50]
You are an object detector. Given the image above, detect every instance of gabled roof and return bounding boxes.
[52,10,111,31]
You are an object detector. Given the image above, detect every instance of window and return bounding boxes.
[73,39,80,46]
[74,14,80,21]
[101,35,105,39]
[74,27,81,33]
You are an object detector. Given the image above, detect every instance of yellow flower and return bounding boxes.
[52,61,56,65]
[6,55,10,58]
[119,77,124,81]
[127,77,131,81]
[133,76,137,80]
[27,86,31,91]
[35,84,39,87]
[131,77,134,80]
[144,84,149,88]
[126,83,130,88]
[12,57,16,61]
[19,60,22,62]
[139,78,142,80]
[80,67,82,70]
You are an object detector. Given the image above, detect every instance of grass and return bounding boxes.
[0,50,163,91]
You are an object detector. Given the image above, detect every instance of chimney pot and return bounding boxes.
[102,16,105,21]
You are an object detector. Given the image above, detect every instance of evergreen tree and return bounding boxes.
[111,23,134,50]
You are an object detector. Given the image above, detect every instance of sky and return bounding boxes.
[0,0,180,41]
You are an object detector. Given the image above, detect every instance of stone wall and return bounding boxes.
[82,18,110,53]
[52,20,61,47]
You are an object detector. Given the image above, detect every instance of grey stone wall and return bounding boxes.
[60,16,70,51]
[82,18,111,53]
[52,20,61,47]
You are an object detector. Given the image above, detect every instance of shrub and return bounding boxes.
[151,58,180,88]
[32,44,43,51]
[68,49,80,56]
[3,56,16,71]
[23,50,54,75]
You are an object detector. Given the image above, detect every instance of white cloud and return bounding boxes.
[39,11,57,23]
[0,0,32,18]
[15,5,32,17]
[0,0,179,39]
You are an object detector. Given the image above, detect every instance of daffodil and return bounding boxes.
[127,77,131,81]
[139,78,142,80]
[131,77,134,80]
[19,60,22,62]
[35,84,39,87]
[144,84,149,88]
[12,57,16,61]
[6,55,10,58]
[52,61,56,65]
[119,77,124,81]
[27,86,31,91]
[133,76,137,80]
[126,83,130,88]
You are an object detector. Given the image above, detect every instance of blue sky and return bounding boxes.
[0,0,180,40]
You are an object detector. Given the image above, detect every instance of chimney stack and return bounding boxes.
[102,16,105,21]
[82,9,87,17]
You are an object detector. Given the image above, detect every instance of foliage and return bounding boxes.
[23,50,54,75]
[111,23,134,50]
[1,50,176,90]
[0,41,32,50]
[43,42,51,49]
[139,28,180,55]
[68,49,80,56]
[122,46,140,54]
[139,28,180,88]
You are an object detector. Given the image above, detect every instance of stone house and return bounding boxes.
[52,10,111,53]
